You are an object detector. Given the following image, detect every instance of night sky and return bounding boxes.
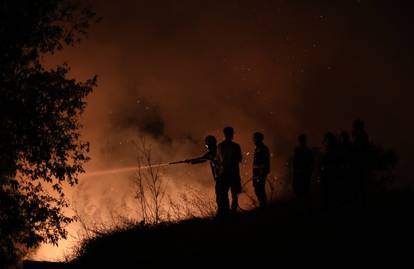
[37,0,414,260]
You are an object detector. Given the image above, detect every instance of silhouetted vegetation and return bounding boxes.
[53,120,404,268]
[0,1,98,267]
[22,118,408,268]
[52,191,413,268]
[133,138,170,224]
[1,1,407,268]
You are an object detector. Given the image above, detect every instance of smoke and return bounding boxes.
[109,97,166,139]
[34,0,414,261]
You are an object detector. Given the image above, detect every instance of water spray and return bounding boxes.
[83,160,191,178]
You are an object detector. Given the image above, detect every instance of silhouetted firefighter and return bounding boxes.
[217,126,242,217]
[339,131,352,204]
[186,135,221,175]
[320,132,340,208]
[252,132,270,208]
[351,119,370,208]
[292,134,314,198]
[185,136,223,216]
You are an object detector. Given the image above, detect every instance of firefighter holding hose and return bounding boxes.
[184,135,221,181]
[182,135,233,218]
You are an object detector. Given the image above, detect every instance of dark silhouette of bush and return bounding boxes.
[66,191,414,268]
[0,1,98,266]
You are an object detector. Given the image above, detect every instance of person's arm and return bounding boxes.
[217,144,223,163]
[264,146,271,174]
[309,150,315,170]
[237,144,242,163]
[187,152,210,164]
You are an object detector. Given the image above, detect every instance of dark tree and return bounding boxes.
[0,0,98,266]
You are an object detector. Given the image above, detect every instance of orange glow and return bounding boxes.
[32,0,414,262]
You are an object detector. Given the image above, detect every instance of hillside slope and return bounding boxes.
[26,192,414,268]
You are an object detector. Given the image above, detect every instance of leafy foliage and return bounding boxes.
[0,0,98,266]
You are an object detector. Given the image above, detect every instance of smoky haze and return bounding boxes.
[36,0,414,260]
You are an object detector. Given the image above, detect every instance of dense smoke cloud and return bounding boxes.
[109,97,166,139]
[36,0,414,260]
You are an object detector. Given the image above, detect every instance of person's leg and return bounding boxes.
[259,177,267,207]
[292,176,299,198]
[215,181,222,215]
[215,180,230,218]
[300,175,312,212]
[253,174,266,207]
[253,178,260,201]
[231,191,238,213]
[254,176,267,207]
[230,178,241,213]
[303,174,311,197]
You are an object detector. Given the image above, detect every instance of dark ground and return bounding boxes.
[24,191,414,268]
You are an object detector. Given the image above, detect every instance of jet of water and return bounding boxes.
[83,162,184,177]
